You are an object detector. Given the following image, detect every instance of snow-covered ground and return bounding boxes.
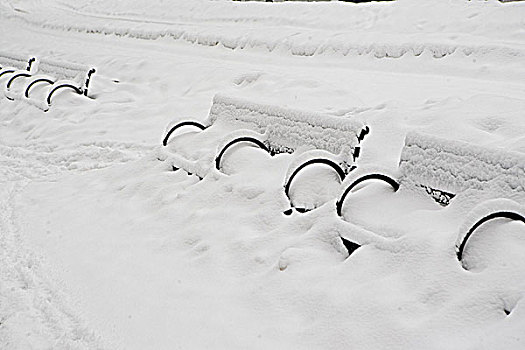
[1,0,525,349]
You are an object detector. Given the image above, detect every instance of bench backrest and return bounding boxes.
[207,94,368,167]
[0,52,34,71]
[399,131,525,204]
[35,58,92,84]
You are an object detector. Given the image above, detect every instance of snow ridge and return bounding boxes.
[3,10,524,62]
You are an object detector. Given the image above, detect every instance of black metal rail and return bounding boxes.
[0,69,15,78]
[46,83,83,105]
[284,158,347,201]
[336,173,399,217]
[215,136,270,171]
[6,72,31,90]
[162,121,207,146]
[84,68,96,97]
[282,158,347,214]
[25,78,55,98]
[456,211,525,266]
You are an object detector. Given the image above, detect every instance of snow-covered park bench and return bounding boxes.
[335,131,525,268]
[2,55,95,111]
[161,94,369,210]
[28,58,96,106]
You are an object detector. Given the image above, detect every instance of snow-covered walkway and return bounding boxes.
[1,0,525,349]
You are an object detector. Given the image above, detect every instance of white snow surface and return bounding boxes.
[1,0,525,349]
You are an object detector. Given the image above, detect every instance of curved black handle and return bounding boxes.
[25,78,55,98]
[284,158,347,200]
[0,69,15,78]
[162,121,207,146]
[456,211,525,266]
[215,136,270,171]
[336,173,399,217]
[6,72,31,90]
[47,83,83,105]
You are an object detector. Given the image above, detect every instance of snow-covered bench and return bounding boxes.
[164,94,368,168]
[161,94,369,210]
[3,55,95,110]
[162,94,368,171]
[335,131,525,268]
[25,58,96,107]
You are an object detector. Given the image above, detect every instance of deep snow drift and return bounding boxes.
[1,0,525,349]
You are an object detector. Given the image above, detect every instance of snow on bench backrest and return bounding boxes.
[0,52,33,71]
[399,131,525,204]
[207,94,366,164]
[35,58,91,83]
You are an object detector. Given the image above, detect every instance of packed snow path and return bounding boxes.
[1,0,525,349]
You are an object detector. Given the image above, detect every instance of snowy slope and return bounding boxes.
[1,0,525,349]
